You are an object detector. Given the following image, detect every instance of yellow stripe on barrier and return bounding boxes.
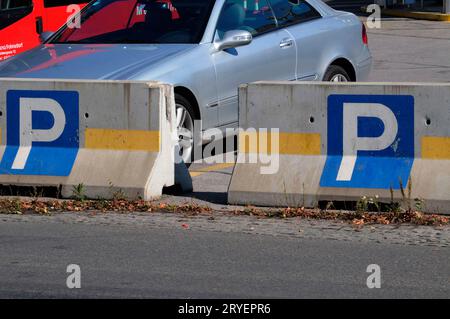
[422,136,450,159]
[190,163,235,178]
[85,128,160,151]
[239,132,321,155]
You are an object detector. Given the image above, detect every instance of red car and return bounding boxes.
[0,0,88,61]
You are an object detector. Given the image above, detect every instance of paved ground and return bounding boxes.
[367,19,450,82]
[0,212,449,298]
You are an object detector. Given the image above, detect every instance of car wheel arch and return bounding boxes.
[174,86,201,120]
[324,58,356,82]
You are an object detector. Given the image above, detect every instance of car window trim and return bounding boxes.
[247,13,321,40]
[275,14,322,29]
[212,0,322,42]
[266,0,323,29]
[212,0,280,41]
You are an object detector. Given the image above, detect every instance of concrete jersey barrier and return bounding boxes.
[0,78,188,200]
[228,82,450,214]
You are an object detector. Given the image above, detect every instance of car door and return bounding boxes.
[212,0,296,127]
[269,0,324,80]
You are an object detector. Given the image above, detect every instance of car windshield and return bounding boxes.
[50,0,216,44]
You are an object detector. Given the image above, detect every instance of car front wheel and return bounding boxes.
[175,94,195,165]
[323,65,351,82]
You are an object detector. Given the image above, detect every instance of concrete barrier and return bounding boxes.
[228,82,450,214]
[0,78,190,199]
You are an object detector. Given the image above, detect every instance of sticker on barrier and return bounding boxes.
[320,94,415,189]
[0,90,79,176]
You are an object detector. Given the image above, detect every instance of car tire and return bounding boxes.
[323,65,351,82]
[175,93,196,166]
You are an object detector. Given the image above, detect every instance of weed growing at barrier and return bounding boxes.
[30,186,45,199]
[0,198,447,227]
[112,189,127,201]
[108,181,127,201]
[415,197,425,211]
[71,184,86,201]
[387,177,427,214]
[356,196,381,214]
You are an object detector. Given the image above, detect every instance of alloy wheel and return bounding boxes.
[176,103,194,164]
[330,74,349,82]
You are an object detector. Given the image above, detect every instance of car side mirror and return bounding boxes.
[214,30,252,52]
[39,31,54,43]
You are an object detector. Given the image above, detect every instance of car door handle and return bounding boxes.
[279,38,293,49]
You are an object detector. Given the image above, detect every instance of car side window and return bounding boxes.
[44,0,88,8]
[269,0,321,27]
[0,0,33,31]
[1,0,32,9]
[216,0,277,38]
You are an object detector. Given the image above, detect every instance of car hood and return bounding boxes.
[0,43,195,80]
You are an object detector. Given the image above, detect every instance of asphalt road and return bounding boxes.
[0,215,448,298]
[367,19,450,83]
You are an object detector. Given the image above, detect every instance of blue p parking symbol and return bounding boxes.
[0,90,79,176]
[320,95,414,189]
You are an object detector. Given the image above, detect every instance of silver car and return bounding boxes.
[0,0,372,162]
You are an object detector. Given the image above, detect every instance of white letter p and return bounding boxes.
[12,97,66,170]
[336,103,398,181]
